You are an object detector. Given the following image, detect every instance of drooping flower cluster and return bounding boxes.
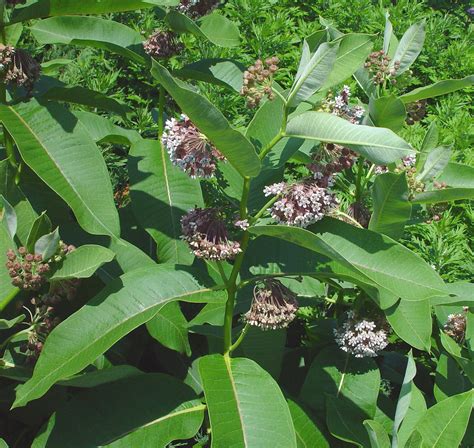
[240,57,279,108]
[0,45,40,91]
[143,30,183,58]
[334,310,388,358]
[321,85,364,124]
[364,50,400,86]
[162,114,225,178]
[263,180,338,228]
[406,100,427,125]
[5,248,50,290]
[178,0,220,18]
[444,308,468,343]
[181,208,241,260]
[308,144,357,186]
[244,279,299,330]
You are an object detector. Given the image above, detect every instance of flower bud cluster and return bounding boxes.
[240,57,279,108]
[5,248,50,290]
[394,157,425,199]
[433,180,447,190]
[444,308,468,343]
[244,279,298,330]
[334,310,388,358]
[308,144,357,185]
[0,45,40,91]
[364,50,400,85]
[406,100,427,125]
[321,85,364,124]
[143,30,183,58]
[264,180,338,228]
[178,0,219,18]
[181,208,241,260]
[162,114,225,178]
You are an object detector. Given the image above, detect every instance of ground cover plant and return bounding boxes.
[0,0,473,446]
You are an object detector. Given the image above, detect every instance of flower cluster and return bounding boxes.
[393,157,425,199]
[264,180,338,228]
[0,45,40,91]
[364,50,400,86]
[6,0,26,5]
[444,308,468,343]
[308,144,357,186]
[162,115,225,178]
[244,279,298,330]
[181,208,241,260]
[143,30,183,58]
[240,57,279,108]
[178,0,219,18]
[321,85,364,124]
[334,310,388,358]
[5,248,50,290]
[406,100,427,125]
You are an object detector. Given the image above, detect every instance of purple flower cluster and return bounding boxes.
[244,279,298,330]
[6,0,26,6]
[241,57,279,108]
[0,45,40,91]
[178,0,220,18]
[444,308,468,343]
[5,248,50,291]
[263,180,338,228]
[181,208,241,260]
[143,30,183,58]
[322,85,364,124]
[162,115,225,178]
[364,50,400,86]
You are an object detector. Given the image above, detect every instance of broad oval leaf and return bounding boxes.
[369,172,411,240]
[50,244,115,280]
[151,61,261,178]
[417,146,451,182]
[26,212,52,253]
[436,162,474,189]
[13,266,225,408]
[0,99,120,238]
[364,420,390,448]
[199,354,297,447]
[286,111,414,164]
[400,75,474,104]
[288,399,329,448]
[390,22,425,75]
[199,12,240,48]
[30,16,145,63]
[128,139,202,264]
[32,373,204,448]
[34,227,60,260]
[411,188,474,204]
[0,195,17,240]
[0,223,18,304]
[249,218,447,302]
[369,95,406,133]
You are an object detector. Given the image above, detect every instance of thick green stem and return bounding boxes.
[259,132,283,161]
[250,194,281,223]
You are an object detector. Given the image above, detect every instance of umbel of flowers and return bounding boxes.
[334,310,388,358]
[5,248,50,291]
[444,308,468,343]
[178,0,220,18]
[240,57,279,108]
[0,44,40,91]
[143,31,183,58]
[181,208,241,260]
[364,49,400,85]
[263,179,338,228]
[162,114,226,178]
[244,279,299,330]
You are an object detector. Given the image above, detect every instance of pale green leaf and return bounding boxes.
[399,76,474,103]
[391,22,425,75]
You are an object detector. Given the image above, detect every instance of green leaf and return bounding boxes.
[392,351,416,447]
[288,42,339,107]
[0,439,7,448]
[199,354,297,448]
[0,314,25,330]
[383,12,393,54]
[399,76,474,104]
[41,58,73,75]
[0,99,120,237]
[50,244,115,280]
[434,353,468,403]
[0,195,17,239]
[26,212,52,253]
[364,419,390,448]
[151,61,261,178]
[128,139,202,264]
[322,33,373,91]
[416,121,439,171]
[39,85,130,117]
[436,162,474,189]
[198,12,240,47]
[249,218,447,302]
[146,302,191,356]
[390,22,425,75]
[286,111,414,165]
[385,299,431,351]
[369,172,411,240]
[10,0,178,22]
[31,373,203,448]
[411,188,474,204]
[300,346,380,417]
[13,266,225,408]
[369,95,406,133]
[30,16,145,63]
[416,146,451,182]
[416,390,473,448]
[397,385,427,448]
[74,111,141,146]
[0,224,17,303]
[288,399,329,448]
[34,227,60,261]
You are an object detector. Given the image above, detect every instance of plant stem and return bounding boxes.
[229,323,250,354]
[354,157,365,203]
[0,84,17,170]
[0,327,31,352]
[250,194,281,223]
[331,210,363,228]
[158,84,165,139]
[0,287,20,314]
[258,132,283,161]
